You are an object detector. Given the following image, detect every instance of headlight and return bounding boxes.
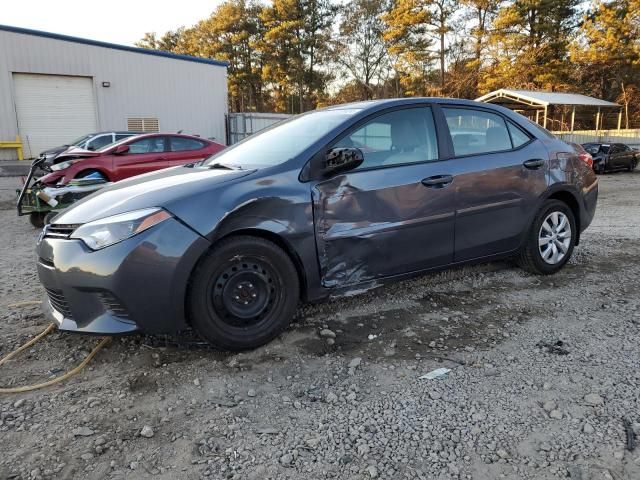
[50,160,80,171]
[70,208,172,250]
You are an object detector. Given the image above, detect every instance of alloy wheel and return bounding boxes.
[538,211,572,265]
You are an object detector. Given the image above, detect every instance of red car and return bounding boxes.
[38,133,225,185]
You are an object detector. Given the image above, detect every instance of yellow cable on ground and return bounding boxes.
[0,322,112,394]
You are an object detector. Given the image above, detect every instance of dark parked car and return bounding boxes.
[37,99,598,350]
[582,142,638,174]
[36,133,225,186]
[39,131,140,165]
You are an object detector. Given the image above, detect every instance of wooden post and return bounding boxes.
[617,109,622,130]
[543,106,548,129]
[535,110,540,124]
[595,108,601,132]
[570,107,576,133]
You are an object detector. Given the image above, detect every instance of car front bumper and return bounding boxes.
[36,217,210,335]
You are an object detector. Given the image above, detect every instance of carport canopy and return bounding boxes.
[476,89,622,131]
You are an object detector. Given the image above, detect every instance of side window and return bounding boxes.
[443,108,512,156]
[127,137,166,154]
[115,134,133,141]
[610,145,621,154]
[334,107,439,169]
[87,135,114,151]
[170,137,206,152]
[507,121,531,148]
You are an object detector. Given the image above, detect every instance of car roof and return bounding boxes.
[90,131,142,135]
[123,133,209,140]
[324,97,500,111]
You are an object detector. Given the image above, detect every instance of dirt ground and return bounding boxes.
[1,172,639,480]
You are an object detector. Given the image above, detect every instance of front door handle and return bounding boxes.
[523,158,546,169]
[421,175,453,188]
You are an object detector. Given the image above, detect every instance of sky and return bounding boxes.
[2,0,223,46]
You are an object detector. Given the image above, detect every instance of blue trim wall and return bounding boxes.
[0,24,229,68]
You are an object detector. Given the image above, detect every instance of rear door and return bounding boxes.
[440,106,549,262]
[111,136,169,181]
[312,106,457,288]
[165,137,210,166]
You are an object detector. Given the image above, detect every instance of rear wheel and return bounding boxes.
[517,200,576,275]
[188,236,299,351]
[629,159,637,171]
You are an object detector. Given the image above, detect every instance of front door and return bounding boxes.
[440,106,549,261]
[112,136,169,181]
[312,106,456,288]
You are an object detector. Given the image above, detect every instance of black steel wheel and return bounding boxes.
[188,235,299,350]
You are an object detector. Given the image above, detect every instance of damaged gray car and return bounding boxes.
[37,98,598,350]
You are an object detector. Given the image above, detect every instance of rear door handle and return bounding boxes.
[523,158,546,169]
[421,175,453,188]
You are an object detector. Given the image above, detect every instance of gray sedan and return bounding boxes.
[37,98,598,350]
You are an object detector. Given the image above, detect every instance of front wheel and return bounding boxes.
[188,236,300,351]
[629,159,637,172]
[517,200,577,275]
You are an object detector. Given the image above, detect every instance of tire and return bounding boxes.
[629,159,637,172]
[188,235,300,351]
[29,212,46,228]
[517,200,577,275]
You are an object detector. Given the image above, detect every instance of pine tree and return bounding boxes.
[570,0,640,127]
[481,0,580,92]
[332,0,392,100]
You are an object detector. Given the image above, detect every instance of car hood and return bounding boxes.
[53,165,254,225]
[40,145,70,157]
[55,147,102,160]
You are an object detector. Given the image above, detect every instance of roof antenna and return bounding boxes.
[177,129,183,134]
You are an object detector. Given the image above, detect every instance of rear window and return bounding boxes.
[170,137,206,152]
[444,108,512,156]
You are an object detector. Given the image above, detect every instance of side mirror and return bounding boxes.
[324,147,364,175]
[86,145,96,151]
[114,144,130,155]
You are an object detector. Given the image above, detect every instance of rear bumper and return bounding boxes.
[37,217,210,335]
[580,178,598,233]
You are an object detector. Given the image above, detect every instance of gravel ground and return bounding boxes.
[1,172,639,480]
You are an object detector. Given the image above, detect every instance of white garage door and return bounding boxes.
[13,74,97,158]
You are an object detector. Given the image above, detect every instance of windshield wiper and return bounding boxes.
[207,162,243,170]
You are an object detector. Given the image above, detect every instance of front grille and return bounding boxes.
[43,224,79,239]
[98,292,131,319]
[45,288,73,318]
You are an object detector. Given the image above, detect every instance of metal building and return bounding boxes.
[0,25,228,160]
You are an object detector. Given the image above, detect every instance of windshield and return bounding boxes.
[69,134,95,146]
[96,135,141,153]
[204,109,361,168]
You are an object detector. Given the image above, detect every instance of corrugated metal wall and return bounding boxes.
[226,112,291,145]
[0,28,228,160]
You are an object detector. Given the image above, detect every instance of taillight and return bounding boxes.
[579,153,593,168]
